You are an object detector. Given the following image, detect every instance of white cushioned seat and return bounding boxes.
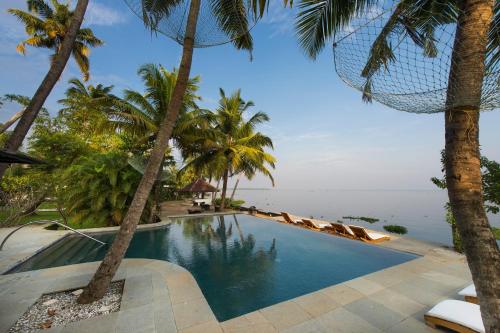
[426,300,484,333]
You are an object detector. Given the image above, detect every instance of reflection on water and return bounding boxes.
[237,189,500,246]
[11,214,417,321]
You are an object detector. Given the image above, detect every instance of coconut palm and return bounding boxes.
[292,0,499,329]
[0,0,98,180]
[185,89,275,210]
[105,64,201,147]
[103,64,202,221]
[77,0,262,299]
[58,78,117,148]
[8,0,103,81]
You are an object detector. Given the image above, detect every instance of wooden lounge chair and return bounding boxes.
[281,212,303,224]
[459,284,478,304]
[348,225,390,243]
[326,223,357,238]
[424,300,484,333]
[302,218,330,230]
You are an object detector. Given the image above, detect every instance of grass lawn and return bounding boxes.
[0,211,106,230]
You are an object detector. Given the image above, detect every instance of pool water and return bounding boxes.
[9,214,418,321]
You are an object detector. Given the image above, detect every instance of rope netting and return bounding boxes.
[124,0,258,48]
[332,0,499,113]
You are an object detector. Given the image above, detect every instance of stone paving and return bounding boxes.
[0,217,473,332]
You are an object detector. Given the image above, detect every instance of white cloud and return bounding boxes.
[85,1,128,26]
[261,1,295,38]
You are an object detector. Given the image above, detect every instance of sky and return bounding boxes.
[1,0,499,190]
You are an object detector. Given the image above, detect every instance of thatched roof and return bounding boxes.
[178,178,218,192]
[0,150,44,164]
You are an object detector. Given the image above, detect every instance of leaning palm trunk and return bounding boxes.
[220,167,229,210]
[77,0,201,304]
[0,0,89,180]
[0,109,24,134]
[444,0,499,331]
[230,175,241,201]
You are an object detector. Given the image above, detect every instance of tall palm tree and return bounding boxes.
[104,64,202,221]
[0,0,99,179]
[76,0,262,299]
[292,0,499,329]
[185,89,276,210]
[106,64,201,147]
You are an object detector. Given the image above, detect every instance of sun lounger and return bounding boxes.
[326,223,357,238]
[424,300,484,333]
[348,225,390,243]
[458,284,478,304]
[302,218,330,230]
[281,212,303,224]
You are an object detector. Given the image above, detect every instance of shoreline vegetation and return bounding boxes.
[342,216,380,224]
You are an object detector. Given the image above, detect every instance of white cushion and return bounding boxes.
[344,226,356,236]
[316,222,330,228]
[426,300,484,333]
[366,232,388,240]
[458,284,477,297]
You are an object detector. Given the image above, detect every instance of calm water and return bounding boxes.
[10,214,417,321]
[236,189,500,246]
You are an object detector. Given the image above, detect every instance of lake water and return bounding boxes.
[236,189,500,246]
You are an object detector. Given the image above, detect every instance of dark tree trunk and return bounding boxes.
[444,0,499,331]
[149,156,165,224]
[220,168,229,210]
[6,191,47,225]
[0,0,89,180]
[77,0,201,304]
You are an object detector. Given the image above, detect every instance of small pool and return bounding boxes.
[9,214,417,321]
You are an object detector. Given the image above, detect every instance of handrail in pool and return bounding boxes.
[0,219,105,251]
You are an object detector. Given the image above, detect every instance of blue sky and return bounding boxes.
[1,0,499,190]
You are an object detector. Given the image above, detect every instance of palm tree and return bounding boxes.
[77,0,264,304]
[292,0,499,329]
[105,64,201,147]
[104,64,201,221]
[185,89,276,210]
[58,78,116,148]
[0,0,99,180]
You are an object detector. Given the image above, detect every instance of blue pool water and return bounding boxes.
[10,214,417,321]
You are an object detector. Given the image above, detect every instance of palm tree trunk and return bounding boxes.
[220,168,229,210]
[0,0,89,180]
[230,175,241,201]
[77,0,201,304]
[444,0,499,331]
[0,109,24,134]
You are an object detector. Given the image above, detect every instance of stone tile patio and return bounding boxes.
[0,217,473,332]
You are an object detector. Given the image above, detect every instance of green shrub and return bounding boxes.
[383,225,408,234]
[493,227,500,240]
[214,198,245,209]
[62,152,151,227]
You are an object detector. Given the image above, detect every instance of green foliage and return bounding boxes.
[214,198,245,208]
[62,152,150,227]
[383,225,408,234]
[342,216,379,224]
[492,227,500,240]
[8,0,103,81]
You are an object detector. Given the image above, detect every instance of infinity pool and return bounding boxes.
[9,214,417,321]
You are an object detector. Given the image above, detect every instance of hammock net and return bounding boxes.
[331,0,499,113]
[123,0,258,48]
